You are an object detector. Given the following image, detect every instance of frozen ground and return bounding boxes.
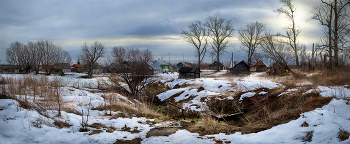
[1,71,349,143]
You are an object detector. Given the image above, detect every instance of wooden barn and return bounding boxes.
[254,60,267,72]
[178,67,200,79]
[209,61,224,70]
[230,60,250,74]
[177,62,193,70]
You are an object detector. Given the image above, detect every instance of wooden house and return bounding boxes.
[58,63,71,73]
[92,65,103,74]
[230,60,250,74]
[153,60,170,72]
[177,62,193,70]
[254,60,267,72]
[178,67,200,79]
[209,61,224,70]
[71,64,85,73]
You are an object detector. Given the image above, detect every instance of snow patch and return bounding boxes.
[240,92,256,101]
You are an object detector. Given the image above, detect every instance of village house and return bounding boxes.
[41,65,55,73]
[178,67,200,79]
[177,62,193,70]
[84,63,103,74]
[71,64,85,73]
[230,60,250,74]
[150,61,163,74]
[0,65,16,73]
[58,63,71,73]
[253,60,267,72]
[153,59,170,72]
[92,64,103,74]
[209,61,224,70]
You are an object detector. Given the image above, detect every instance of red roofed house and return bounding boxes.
[71,64,85,73]
[177,62,193,70]
[254,60,267,72]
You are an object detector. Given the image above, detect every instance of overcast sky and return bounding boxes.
[0,0,323,65]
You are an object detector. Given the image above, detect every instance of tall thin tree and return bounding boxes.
[181,21,208,70]
[238,21,265,67]
[277,0,301,68]
[205,16,234,71]
[80,41,105,78]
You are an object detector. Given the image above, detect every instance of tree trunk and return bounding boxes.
[88,65,93,77]
[333,0,339,67]
[198,56,201,70]
[216,52,220,71]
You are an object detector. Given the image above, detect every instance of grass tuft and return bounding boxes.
[187,114,236,135]
[338,128,350,141]
[53,119,72,128]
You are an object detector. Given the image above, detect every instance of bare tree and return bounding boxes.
[238,21,265,67]
[181,21,208,70]
[109,47,153,100]
[252,52,264,65]
[50,77,63,117]
[260,32,294,75]
[80,41,105,78]
[313,3,334,68]
[27,42,42,74]
[6,41,36,74]
[205,16,234,71]
[277,0,301,68]
[40,41,58,74]
[6,41,24,72]
[313,0,350,68]
[53,47,71,76]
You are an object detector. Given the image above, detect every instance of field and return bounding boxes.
[0,70,350,143]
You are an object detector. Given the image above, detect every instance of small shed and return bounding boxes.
[177,62,193,70]
[209,61,224,70]
[254,60,267,72]
[178,67,200,79]
[230,60,250,74]
[59,63,71,73]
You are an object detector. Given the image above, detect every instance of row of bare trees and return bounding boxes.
[6,41,71,75]
[181,16,234,71]
[183,0,350,73]
[238,0,301,73]
[241,0,350,72]
[313,0,350,69]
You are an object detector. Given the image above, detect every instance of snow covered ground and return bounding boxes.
[1,71,349,143]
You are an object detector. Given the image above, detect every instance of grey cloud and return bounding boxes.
[0,0,324,64]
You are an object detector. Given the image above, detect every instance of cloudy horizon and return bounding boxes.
[0,0,323,65]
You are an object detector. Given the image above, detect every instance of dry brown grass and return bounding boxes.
[53,119,72,128]
[187,114,236,135]
[89,123,108,129]
[201,84,333,134]
[145,81,170,105]
[87,130,104,135]
[114,138,142,144]
[206,94,240,114]
[338,128,350,141]
[238,89,333,134]
[62,106,83,116]
[93,101,168,120]
[310,67,350,86]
